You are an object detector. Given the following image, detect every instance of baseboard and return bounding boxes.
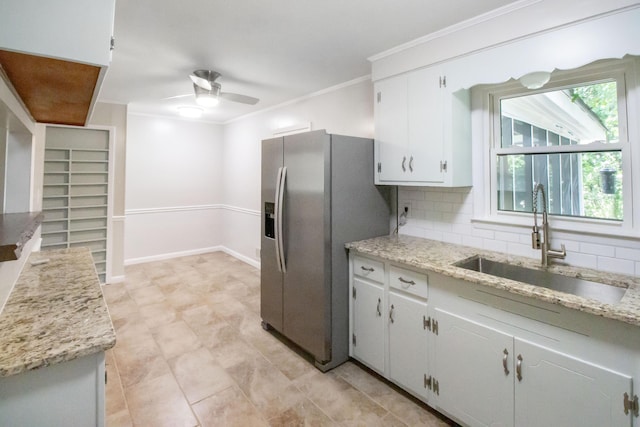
[106,275,125,284]
[124,246,225,266]
[220,247,260,269]
[124,246,260,269]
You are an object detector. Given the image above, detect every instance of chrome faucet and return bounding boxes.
[531,183,566,267]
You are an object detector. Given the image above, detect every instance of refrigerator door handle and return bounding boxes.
[274,167,284,272]
[277,166,287,272]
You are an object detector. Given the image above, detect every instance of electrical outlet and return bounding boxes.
[398,202,410,227]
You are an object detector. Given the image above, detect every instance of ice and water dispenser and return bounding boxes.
[264,202,275,238]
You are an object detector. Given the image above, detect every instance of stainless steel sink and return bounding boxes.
[454,256,626,305]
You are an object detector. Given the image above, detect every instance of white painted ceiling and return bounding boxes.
[99,0,516,123]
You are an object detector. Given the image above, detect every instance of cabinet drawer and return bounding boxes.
[390,266,428,299]
[353,256,385,283]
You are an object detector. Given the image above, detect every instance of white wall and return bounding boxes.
[123,3,640,279]
[123,78,374,266]
[124,114,224,263]
[89,102,127,281]
[221,77,375,264]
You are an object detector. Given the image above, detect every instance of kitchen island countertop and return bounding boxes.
[346,234,640,327]
[0,247,115,377]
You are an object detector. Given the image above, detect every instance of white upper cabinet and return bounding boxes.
[374,66,471,187]
[407,68,444,183]
[0,0,115,66]
[375,74,409,183]
[0,0,115,125]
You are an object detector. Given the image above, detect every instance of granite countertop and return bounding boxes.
[346,235,640,327]
[0,247,116,377]
[0,212,43,261]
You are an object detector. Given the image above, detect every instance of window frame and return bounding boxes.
[472,58,639,238]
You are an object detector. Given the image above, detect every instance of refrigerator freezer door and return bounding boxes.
[282,131,331,363]
[260,137,284,332]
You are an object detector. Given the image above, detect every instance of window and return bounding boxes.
[497,80,622,220]
[481,58,637,234]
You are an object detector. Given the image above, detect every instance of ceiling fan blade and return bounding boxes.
[189,74,212,90]
[220,92,260,105]
[162,93,193,100]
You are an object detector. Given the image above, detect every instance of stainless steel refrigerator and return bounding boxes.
[261,130,390,371]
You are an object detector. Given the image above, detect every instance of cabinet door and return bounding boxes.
[388,292,429,401]
[375,75,408,182]
[440,87,472,186]
[514,338,633,427]
[351,278,385,374]
[434,308,514,426]
[0,0,115,66]
[408,67,444,183]
[0,352,106,427]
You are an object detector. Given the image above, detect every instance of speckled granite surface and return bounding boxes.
[0,247,116,377]
[0,212,43,261]
[346,235,640,327]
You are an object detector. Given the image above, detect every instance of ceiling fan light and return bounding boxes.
[195,93,220,107]
[178,106,203,118]
[193,82,221,107]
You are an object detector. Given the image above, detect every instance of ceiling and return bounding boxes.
[99,0,516,123]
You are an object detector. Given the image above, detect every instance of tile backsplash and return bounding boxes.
[398,187,640,277]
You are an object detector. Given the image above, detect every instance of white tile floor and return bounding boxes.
[103,251,456,426]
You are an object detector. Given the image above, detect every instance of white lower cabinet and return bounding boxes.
[433,308,634,427]
[433,308,514,426]
[514,338,632,427]
[388,291,429,401]
[351,277,385,374]
[350,255,431,402]
[349,253,639,427]
[0,352,106,427]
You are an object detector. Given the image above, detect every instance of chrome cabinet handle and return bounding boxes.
[389,304,395,323]
[376,298,381,316]
[360,266,374,272]
[409,156,414,172]
[398,277,416,286]
[516,354,523,381]
[402,156,406,172]
[503,349,510,376]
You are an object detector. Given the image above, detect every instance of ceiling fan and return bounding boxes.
[168,69,260,107]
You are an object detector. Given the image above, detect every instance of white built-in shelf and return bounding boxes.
[42,140,110,284]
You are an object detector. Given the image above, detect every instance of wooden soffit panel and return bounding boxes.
[0,50,100,126]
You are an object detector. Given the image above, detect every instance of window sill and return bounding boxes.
[471,213,639,241]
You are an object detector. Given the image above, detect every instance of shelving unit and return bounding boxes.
[42,129,110,284]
